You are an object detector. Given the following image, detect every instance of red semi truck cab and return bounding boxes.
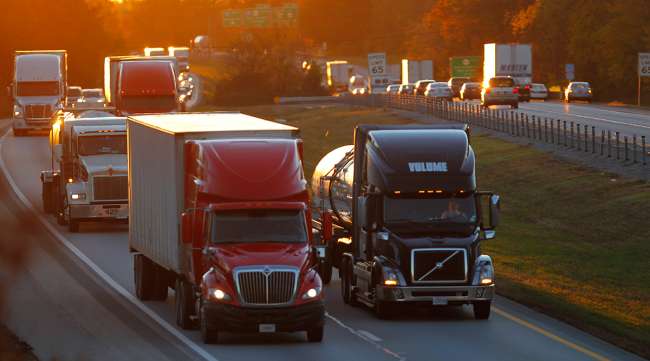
[116,60,178,115]
[127,113,325,344]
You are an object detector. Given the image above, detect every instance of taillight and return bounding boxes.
[513,87,519,94]
[525,85,530,90]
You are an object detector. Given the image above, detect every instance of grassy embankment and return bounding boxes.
[200,104,650,357]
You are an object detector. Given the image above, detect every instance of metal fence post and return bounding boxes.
[633,135,637,163]
[624,136,629,162]
[563,121,567,147]
[550,119,554,144]
[642,136,647,165]
[537,118,542,141]
[608,130,612,158]
[577,124,581,151]
[600,130,605,156]
[570,122,575,148]
[616,132,620,160]
[591,127,595,154]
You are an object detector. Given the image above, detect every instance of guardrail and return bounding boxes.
[341,94,648,168]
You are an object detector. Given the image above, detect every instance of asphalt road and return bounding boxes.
[465,99,650,139]
[0,121,646,361]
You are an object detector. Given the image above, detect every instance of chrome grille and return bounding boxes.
[235,267,298,305]
[411,248,468,284]
[24,104,52,120]
[93,176,127,201]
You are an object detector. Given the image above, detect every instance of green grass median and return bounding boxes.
[204,104,650,357]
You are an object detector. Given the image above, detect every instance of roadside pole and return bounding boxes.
[639,53,650,106]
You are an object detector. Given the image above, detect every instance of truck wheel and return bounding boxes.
[151,265,169,301]
[175,278,196,329]
[42,183,52,213]
[56,211,66,225]
[375,300,395,320]
[341,258,358,306]
[473,300,492,320]
[134,254,153,300]
[200,305,219,344]
[68,219,79,233]
[306,325,324,342]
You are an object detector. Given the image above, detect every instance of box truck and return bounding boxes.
[326,61,351,93]
[128,113,326,344]
[483,43,532,87]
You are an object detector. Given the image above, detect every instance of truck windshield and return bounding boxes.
[78,135,126,155]
[16,81,59,96]
[120,95,177,113]
[384,196,478,227]
[211,209,308,244]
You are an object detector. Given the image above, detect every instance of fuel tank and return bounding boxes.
[311,145,354,228]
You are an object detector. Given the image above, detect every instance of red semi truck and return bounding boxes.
[127,113,326,344]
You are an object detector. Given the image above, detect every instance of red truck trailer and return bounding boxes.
[127,112,326,344]
[115,60,178,115]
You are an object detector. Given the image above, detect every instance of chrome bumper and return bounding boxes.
[69,203,128,220]
[376,284,495,303]
[13,117,51,130]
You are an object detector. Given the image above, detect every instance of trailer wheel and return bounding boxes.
[306,325,324,342]
[175,278,196,329]
[200,304,219,344]
[42,182,53,214]
[12,128,24,137]
[57,196,68,225]
[151,265,169,301]
[68,219,79,233]
[341,258,358,306]
[134,254,153,300]
[473,300,492,320]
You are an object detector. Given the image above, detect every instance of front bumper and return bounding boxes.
[12,117,51,131]
[203,300,325,333]
[483,94,518,105]
[376,284,495,304]
[69,203,128,221]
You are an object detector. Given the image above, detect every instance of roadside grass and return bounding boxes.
[204,104,650,357]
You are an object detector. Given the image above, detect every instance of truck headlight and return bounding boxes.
[209,288,231,302]
[301,287,321,300]
[13,105,22,117]
[473,255,494,286]
[381,266,405,287]
[71,193,86,200]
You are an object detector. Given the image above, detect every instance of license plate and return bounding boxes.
[432,297,448,306]
[259,324,276,333]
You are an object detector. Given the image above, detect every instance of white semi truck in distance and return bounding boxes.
[10,50,67,136]
[483,43,532,87]
[168,46,190,73]
[326,61,351,94]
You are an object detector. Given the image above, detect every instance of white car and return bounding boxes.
[78,88,105,104]
[565,82,593,103]
[481,76,519,108]
[386,84,400,94]
[424,82,453,101]
[530,83,548,100]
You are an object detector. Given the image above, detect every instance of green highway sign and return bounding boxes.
[223,3,297,29]
[450,56,481,78]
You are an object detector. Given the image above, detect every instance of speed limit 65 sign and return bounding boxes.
[639,53,650,77]
[368,53,387,76]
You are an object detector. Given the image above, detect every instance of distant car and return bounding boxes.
[351,87,367,95]
[460,82,482,101]
[530,83,548,100]
[565,82,592,103]
[398,83,415,95]
[481,76,519,109]
[448,77,471,98]
[66,86,82,106]
[424,82,453,101]
[75,110,114,118]
[413,80,436,96]
[515,80,531,102]
[78,88,105,104]
[386,84,400,94]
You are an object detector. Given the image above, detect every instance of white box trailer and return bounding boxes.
[483,43,532,85]
[127,112,300,272]
[401,59,433,84]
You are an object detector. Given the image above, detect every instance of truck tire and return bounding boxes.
[341,258,358,306]
[42,182,53,213]
[134,254,154,300]
[175,278,195,329]
[68,219,79,233]
[473,300,492,320]
[200,304,219,344]
[306,325,324,342]
[375,300,395,320]
[151,265,169,301]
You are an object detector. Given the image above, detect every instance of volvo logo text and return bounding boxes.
[408,162,448,173]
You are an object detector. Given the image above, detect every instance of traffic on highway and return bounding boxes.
[0,1,649,361]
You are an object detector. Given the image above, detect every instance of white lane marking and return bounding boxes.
[519,105,650,130]
[357,329,383,342]
[325,312,406,361]
[0,130,220,361]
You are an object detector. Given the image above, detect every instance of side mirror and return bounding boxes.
[181,212,192,244]
[489,194,501,229]
[321,211,333,242]
[53,144,63,161]
[312,245,327,260]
